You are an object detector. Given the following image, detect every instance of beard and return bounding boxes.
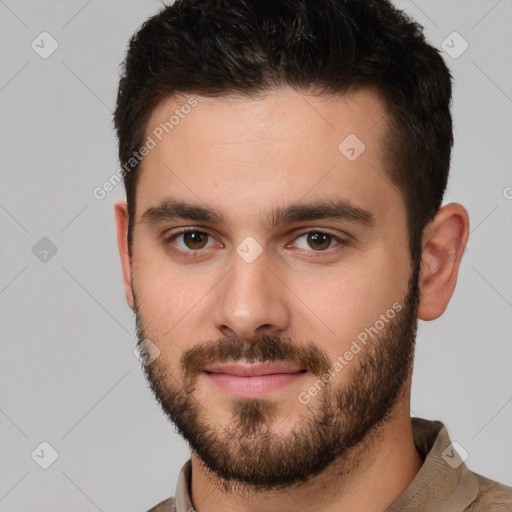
[133,261,421,494]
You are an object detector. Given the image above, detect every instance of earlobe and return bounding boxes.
[417,203,470,321]
[114,200,135,310]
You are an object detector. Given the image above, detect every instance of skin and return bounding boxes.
[115,86,469,512]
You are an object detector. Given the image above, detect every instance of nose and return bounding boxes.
[211,249,292,341]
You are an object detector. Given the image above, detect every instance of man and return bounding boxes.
[113,0,512,510]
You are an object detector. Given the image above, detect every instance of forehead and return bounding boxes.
[136,86,402,227]
[145,86,389,149]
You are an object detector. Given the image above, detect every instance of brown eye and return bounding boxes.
[182,231,209,249]
[306,232,332,250]
[163,229,219,257]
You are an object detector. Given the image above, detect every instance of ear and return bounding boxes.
[417,202,470,321]
[114,200,135,310]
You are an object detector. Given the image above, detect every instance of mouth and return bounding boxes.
[203,362,308,398]
[204,362,307,377]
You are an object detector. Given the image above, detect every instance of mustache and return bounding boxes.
[180,334,332,381]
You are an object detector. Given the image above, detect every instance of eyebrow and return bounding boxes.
[141,198,375,229]
[141,199,227,225]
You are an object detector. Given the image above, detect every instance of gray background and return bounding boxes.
[1,0,511,510]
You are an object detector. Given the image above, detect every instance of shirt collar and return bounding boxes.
[173,417,480,512]
[175,457,193,512]
[386,417,479,511]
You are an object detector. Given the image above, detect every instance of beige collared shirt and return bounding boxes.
[147,418,512,512]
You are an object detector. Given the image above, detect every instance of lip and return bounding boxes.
[203,363,307,398]
[204,362,306,377]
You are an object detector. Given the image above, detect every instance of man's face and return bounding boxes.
[129,86,419,490]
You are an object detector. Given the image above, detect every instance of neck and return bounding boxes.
[189,401,422,512]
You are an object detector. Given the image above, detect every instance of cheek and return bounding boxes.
[288,255,408,358]
[132,256,219,354]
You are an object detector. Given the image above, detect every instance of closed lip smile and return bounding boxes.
[204,362,307,376]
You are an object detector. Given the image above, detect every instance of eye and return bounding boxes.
[292,231,346,251]
[166,229,217,252]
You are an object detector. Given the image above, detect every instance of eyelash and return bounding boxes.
[162,228,349,257]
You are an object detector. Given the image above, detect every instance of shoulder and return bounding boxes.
[145,496,176,512]
[466,473,512,510]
